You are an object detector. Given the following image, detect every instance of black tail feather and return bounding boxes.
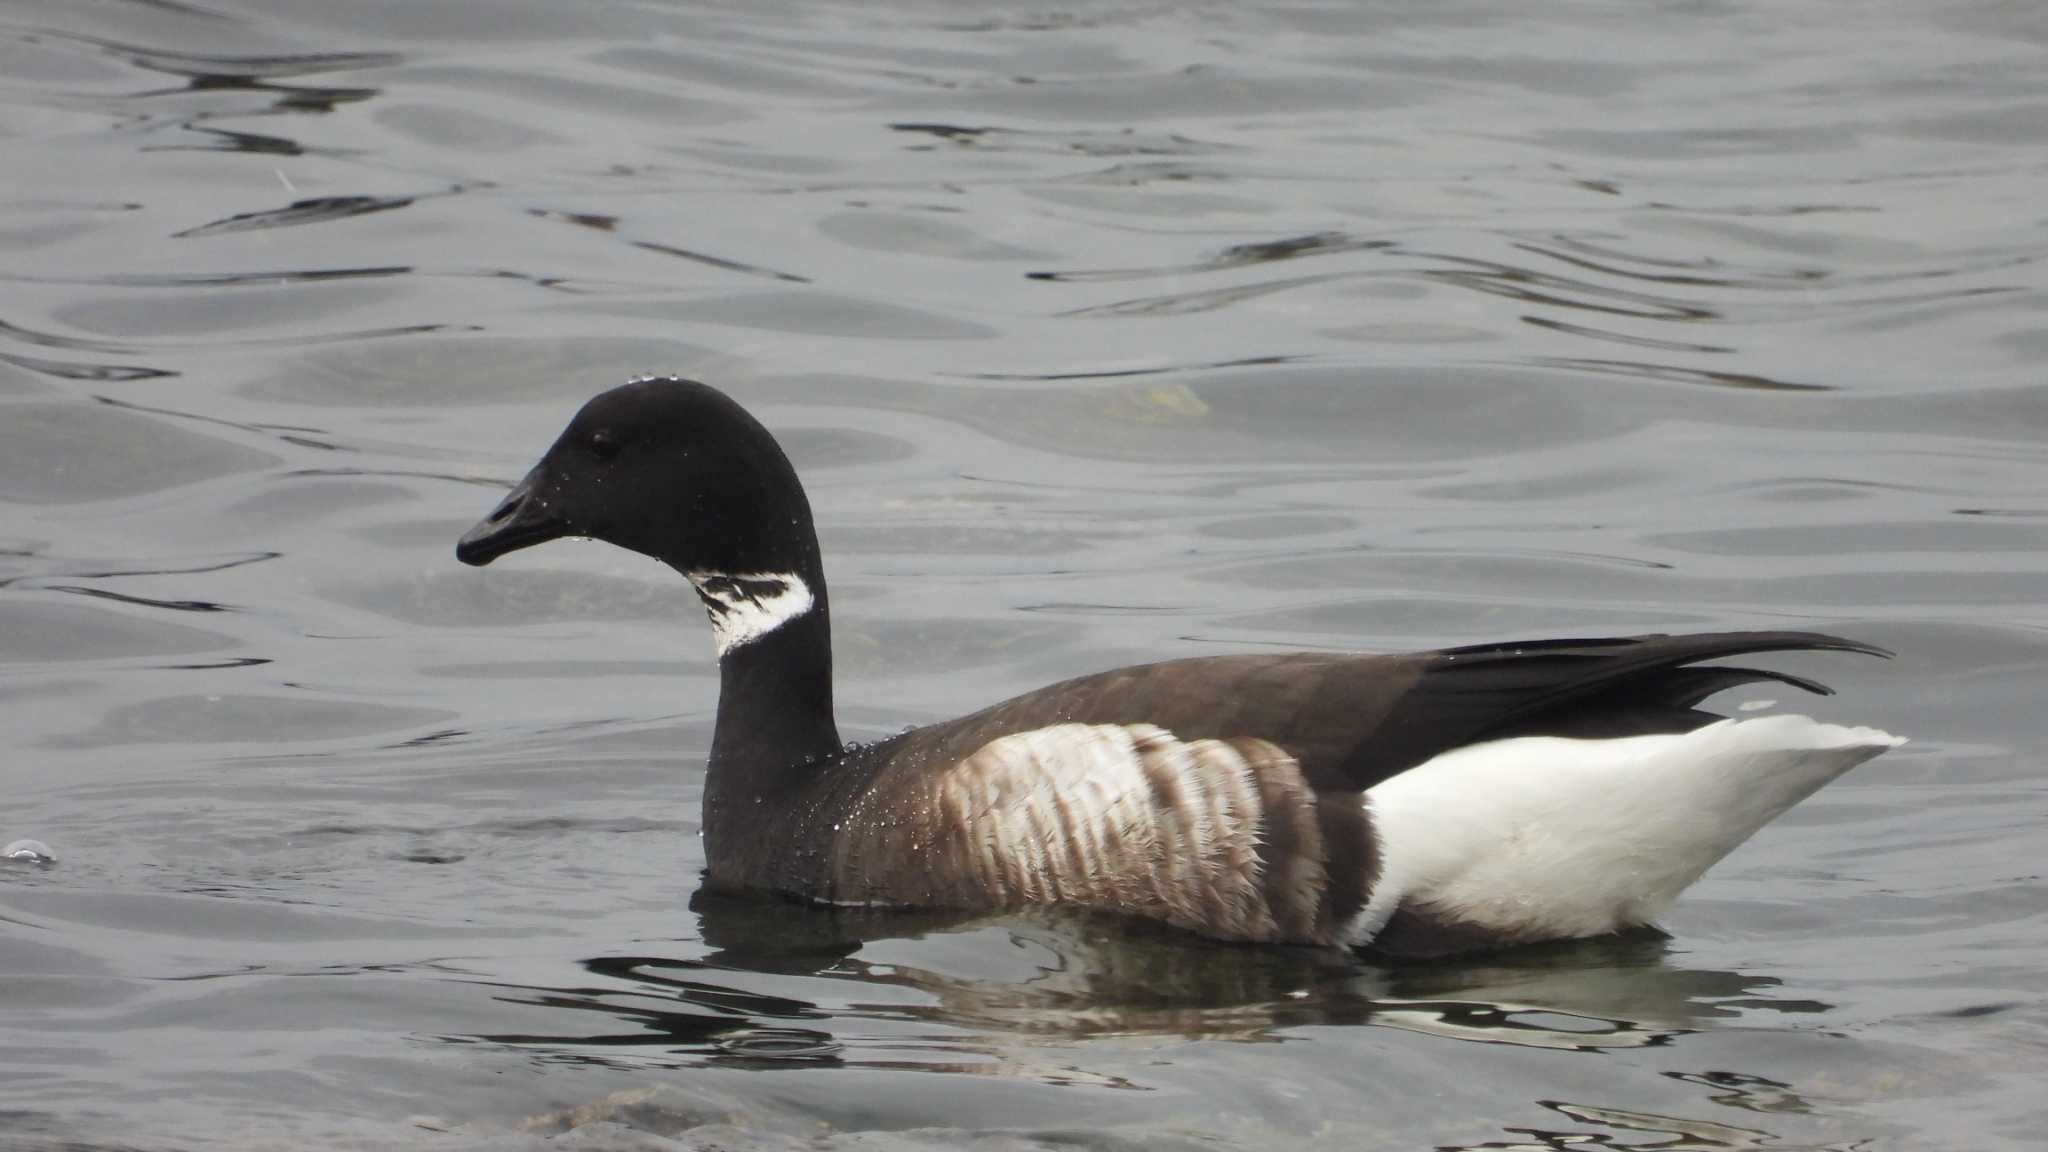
[1419,630,1888,749]
[1656,664,1838,706]
[1437,630,1892,666]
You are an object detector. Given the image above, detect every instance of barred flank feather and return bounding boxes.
[935,724,1332,944]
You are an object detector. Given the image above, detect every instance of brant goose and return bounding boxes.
[457,377,1902,956]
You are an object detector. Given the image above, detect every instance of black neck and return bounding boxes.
[696,561,839,815]
[708,599,838,765]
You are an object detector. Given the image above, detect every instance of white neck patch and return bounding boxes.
[685,570,814,657]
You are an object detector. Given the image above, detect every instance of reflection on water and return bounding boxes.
[1443,1096,1839,1152]
[451,898,1877,1148]
[1665,1070,1814,1116]
[459,895,1822,1078]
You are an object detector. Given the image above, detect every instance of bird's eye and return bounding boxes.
[588,429,621,459]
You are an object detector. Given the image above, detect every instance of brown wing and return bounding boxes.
[892,631,1886,792]
[825,724,1338,944]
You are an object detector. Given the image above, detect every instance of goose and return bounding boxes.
[456,377,1902,957]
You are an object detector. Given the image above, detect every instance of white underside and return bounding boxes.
[685,570,813,656]
[1347,715,1905,946]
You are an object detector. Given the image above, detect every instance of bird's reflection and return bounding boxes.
[1439,1092,1827,1152]
[461,892,1828,1075]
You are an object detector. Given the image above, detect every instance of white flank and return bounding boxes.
[684,570,814,657]
[1347,715,1905,946]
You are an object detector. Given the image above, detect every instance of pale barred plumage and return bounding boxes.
[929,724,1328,943]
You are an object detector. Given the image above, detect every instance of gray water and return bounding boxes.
[3,1,2045,1148]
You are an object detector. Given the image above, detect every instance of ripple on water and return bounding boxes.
[324,568,688,628]
[370,103,568,153]
[43,272,407,344]
[832,616,1084,681]
[893,64,1417,123]
[0,361,50,395]
[602,44,871,100]
[42,693,455,750]
[211,477,419,539]
[593,291,1001,341]
[0,600,238,664]
[0,400,279,505]
[388,62,747,126]
[816,211,1051,261]
[243,335,713,407]
[1221,596,1711,648]
[737,365,1664,465]
[1653,519,2048,558]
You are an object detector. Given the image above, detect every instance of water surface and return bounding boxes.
[2,1,2045,1149]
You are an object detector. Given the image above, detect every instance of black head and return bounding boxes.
[456,377,820,578]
